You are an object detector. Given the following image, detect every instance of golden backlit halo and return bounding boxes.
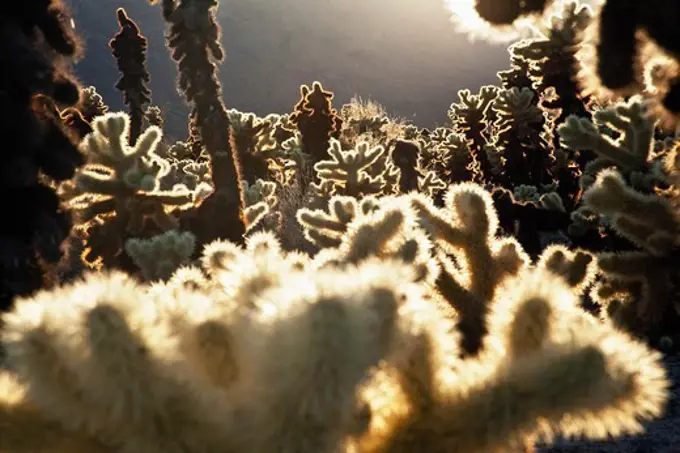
[443,0,604,43]
[444,0,539,42]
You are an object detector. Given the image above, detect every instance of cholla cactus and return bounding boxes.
[0,221,669,453]
[78,86,109,122]
[411,183,531,354]
[447,0,680,127]
[109,8,151,145]
[412,182,598,356]
[125,229,197,281]
[153,141,213,193]
[417,129,477,186]
[490,186,571,257]
[584,168,680,344]
[312,140,390,198]
[166,141,195,160]
[389,140,421,193]
[584,170,679,255]
[445,0,555,43]
[557,100,668,255]
[513,184,541,203]
[486,87,557,188]
[499,44,535,91]
[144,105,164,129]
[67,112,196,269]
[242,179,277,209]
[418,171,448,198]
[75,113,166,193]
[496,0,594,208]
[157,0,246,247]
[297,195,379,249]
[556,96,680,345]
[558,97,657,189]
[0,0,84,309]
[295,194,436,295]
[300,181,589,357]
[288,81,343,163]
[448,86,499,179]
[69,112,194,225]
[240,179,279,232]
[574,0,680,129]
[258,131,314,183]
[160,160,212,192]
[510,2,593,126]
[228,109,274,183]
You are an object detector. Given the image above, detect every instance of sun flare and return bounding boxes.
[443,0,605,43]
[443,0,541,42]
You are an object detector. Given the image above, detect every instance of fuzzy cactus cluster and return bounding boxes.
[450,0,680,128]
[0,184,671,452]
[3,0,680,451]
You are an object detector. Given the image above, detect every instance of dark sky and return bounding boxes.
[67,0,511,140]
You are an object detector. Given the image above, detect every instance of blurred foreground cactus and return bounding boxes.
[1,4,678,451]
[0,183,670,452]
[0,0,85,308]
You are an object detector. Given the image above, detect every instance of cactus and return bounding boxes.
[0,0,84,309]
[66,112,197,270]
[448,0,680,128]
[109,8,152,145]
[0,219,669,453]
[125,229,197,281]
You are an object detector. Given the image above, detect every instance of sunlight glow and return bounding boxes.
[443,0,605,43]
[444,0,541,42]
